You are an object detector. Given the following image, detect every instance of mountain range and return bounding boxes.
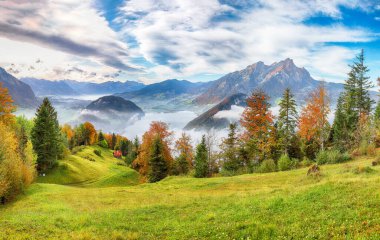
[0,67,37,108]
[19,78,145,96]
[195,58,344,105]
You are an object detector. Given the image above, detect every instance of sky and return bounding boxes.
[0,0,379,84]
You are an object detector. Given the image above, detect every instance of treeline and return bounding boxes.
[125,49,380,182]
[0,85,35,203]
[1,49,379,199]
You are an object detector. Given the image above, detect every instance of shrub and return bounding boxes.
[94,149,102,157]
[278,154,291,171]
[84,156,95,162]
[315,150,328,165]
[358,141,376,156]
[257,159,276,173]
[300,157,313,167]
[72,146,85,154]
[316,149,352,165]
[98,139,108,148]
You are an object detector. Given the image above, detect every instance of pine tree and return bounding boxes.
[174,153,189,175]
[354,49,374,116]
[98,131,104,142]
[277,88,298,154]
[194,135,209,178]
[148,136,168,182]
[221,123,240,173]
[31,98,63,172]
[375,101,380,121]
[111,133,117,150]
[126,136,140,165]
[332,49,374,150]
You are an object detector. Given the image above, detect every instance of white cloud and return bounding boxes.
[0,0,139,81]
[213,105,244,121]
[119,0,375,83]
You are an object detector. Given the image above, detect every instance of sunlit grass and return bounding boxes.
[1,149,380,239]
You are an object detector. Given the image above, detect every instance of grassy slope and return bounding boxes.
[36,146,139,187]
[1,151,380,239]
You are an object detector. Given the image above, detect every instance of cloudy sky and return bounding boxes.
[0,0,379,84]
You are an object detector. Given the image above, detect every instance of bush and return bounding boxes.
[257,159,276,173]
[315,150,328,165]
[316,149,352,165]
[84,156,95,162]
[278,154,291,171]
[300,157,313,167]
[72,146,85,154]
[98,139,108,148]
[93,149,102,157]
[358,142,376,156]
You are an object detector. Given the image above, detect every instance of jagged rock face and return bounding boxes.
[195,58,320,104]
[0,67,37,108]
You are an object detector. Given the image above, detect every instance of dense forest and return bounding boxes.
[1,50,380,203]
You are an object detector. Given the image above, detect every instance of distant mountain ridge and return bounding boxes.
[19,78,145,96]
[185,93,247,130]
[116,79,213,100]
[20,78,78,96]
[196,58,343,104]
[64,80,145,95]
[0,68,37,107]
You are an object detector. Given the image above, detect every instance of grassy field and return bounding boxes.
[1,147,380,239]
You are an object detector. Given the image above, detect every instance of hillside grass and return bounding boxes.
[36,146,139,187]
[1,149,380,239]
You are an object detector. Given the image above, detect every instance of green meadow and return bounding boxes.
[1,146,380,239]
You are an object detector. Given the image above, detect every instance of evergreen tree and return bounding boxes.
[148,136,168,182]
[354,49,374,116]
[31,98,63,172]
[98,131,104,142]
[375,101,380,121]
[194,135,209,178]
[126,136,139,165]
[120,139,130,156]
[331,93,350,150]
[277,88,298,154]
[111,133,117,150]
[174,153,189,175]
[332,49,374,150]
[221,123,240,173]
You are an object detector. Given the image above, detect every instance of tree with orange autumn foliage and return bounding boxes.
[0,83,16,125]
[132,121,173,181]
[83,122,97,145]
[240,89,274,160]
[61,124,74,148]
[298,83,330,151]
[174,132,194,174]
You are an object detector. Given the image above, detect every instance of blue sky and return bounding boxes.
[0,0,379,84]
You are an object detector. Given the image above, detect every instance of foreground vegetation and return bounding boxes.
[1,148,380,239]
